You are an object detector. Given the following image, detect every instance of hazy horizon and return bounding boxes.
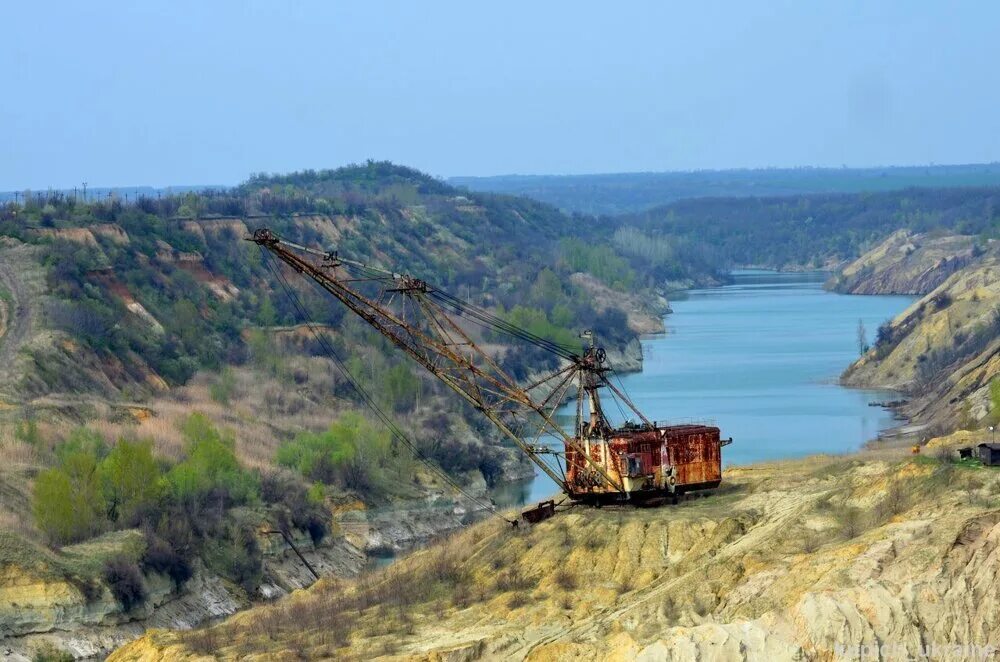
[5,161,1000,195]
[4,1,999,189]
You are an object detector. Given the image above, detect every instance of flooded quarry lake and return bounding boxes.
[492,270,916,506]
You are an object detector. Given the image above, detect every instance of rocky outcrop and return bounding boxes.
[568,272,668,336]
[829,230,979,295]
[604,336,645,373]
[0,529,365,661]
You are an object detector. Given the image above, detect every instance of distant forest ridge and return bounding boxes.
[450,163,1000,215]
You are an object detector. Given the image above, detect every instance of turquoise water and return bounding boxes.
[491,270,914,507]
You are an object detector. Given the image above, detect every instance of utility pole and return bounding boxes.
[82,182,88,201]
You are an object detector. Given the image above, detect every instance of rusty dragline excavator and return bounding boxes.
[251,228,731,508]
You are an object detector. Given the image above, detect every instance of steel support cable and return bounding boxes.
[336,264,576,359]
[427,289,580,356]
[278,237,579,359]
[429,298,574,357]
[260,249,514,524]
[429,291,581,359]
[603,361,653,429]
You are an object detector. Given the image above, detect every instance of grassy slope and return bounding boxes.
[110,448,1000,661]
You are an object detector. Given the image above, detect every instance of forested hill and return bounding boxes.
[0,162,659,402]
[615,186,1000,271]
[452,163,1000,215]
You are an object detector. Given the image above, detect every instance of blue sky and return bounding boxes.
[2,1,999,188]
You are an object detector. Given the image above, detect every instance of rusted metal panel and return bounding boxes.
[664,426,722,486]
[564,424,723,496]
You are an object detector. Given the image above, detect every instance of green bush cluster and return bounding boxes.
[30,414,323,601]
[166,413,260,507]
[33,416,264,547]
[276,412,395,495]
[498,304,580,350]
[559,238,636,289]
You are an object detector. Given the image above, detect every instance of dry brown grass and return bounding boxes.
[0,502,38,541]
[0,426,41,469]
[178,521,511,658]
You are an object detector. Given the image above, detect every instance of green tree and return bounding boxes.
[529,268,563,308]
[989,377,1000,425]
[33,451,106,544]
[257,295,277,327]
[166,413,258,505]
[171,299,201,347]
[99,440,161,524]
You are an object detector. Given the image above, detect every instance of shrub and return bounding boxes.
[31,642,73,662]
[495,565,532,593]
[275,412,389,493]
[875,321,896,349]
[553,568,577,591]
[836,506,865,540]
[203,524,262,592]
[506,592,530,609]
[104,555,147,612]
[933,292,953,310]
[260,470,329,545]
[15,418,42,446]
[209,367,237,404]
[142,533,193,588]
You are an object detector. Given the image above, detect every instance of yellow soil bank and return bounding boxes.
[110,452,1000,661]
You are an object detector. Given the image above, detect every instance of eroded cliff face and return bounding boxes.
[841,255,1000,431]
[108,454,1000,661]
[829,230,979,296]
[0,529,365,660]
